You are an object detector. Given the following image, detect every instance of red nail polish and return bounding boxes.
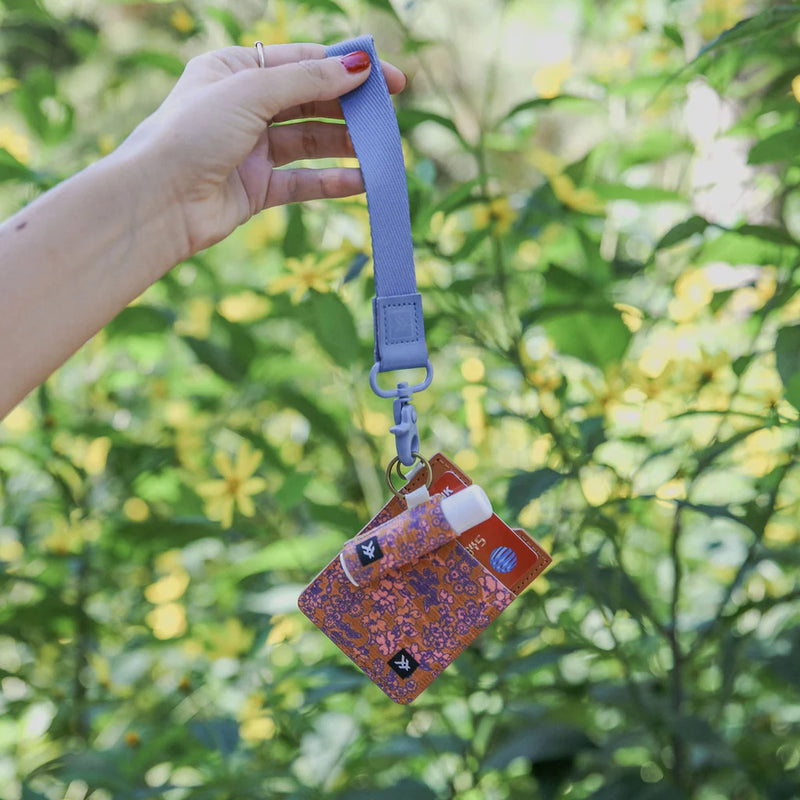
[339,50,370,73]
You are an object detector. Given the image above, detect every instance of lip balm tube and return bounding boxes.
[339,485,493,587]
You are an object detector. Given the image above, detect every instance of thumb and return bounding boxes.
[226,51,372,123]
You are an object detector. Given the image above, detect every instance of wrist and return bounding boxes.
[107,133,193,275]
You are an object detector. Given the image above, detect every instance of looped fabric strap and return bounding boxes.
[325,35,430,377]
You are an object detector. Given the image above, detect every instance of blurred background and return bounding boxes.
[2,0,800,798]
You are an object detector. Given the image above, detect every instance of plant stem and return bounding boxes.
[668,507,688,793]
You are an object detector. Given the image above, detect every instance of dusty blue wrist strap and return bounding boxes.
[326,35,432,465]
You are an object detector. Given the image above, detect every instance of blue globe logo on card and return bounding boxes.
[490,546,518,573]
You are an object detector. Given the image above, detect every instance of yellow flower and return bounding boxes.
[669,268,714,322]
[461,357,486,383]
[218,291,271,323]
[241,716,277,742]
[197,441,267,528]
[532,59,572,99]
[42,510,101,554]
[145,567,190,604]
[241,1,290,46]
[2,404,35,433]
[97,133,115,156]
[239,692,278,743]
[473,197,515,234]
[580,465,616,507]
[170,7,194,34]
[146,602,187,640]
[0,77,19,96]
[0,126,30,164]
[462,385,487,445]
[0,528,23,562]
[625,12,645,35]
[205,617,254,659]
[243,209,286,250]
[123,497,150,522]
[174,296,213,338]
[528,147,604,214]
[269,254,340,303]
[84,436,112,476]
[266,614,301,645]
[699,0,746,40]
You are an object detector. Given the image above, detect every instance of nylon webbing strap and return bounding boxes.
[326,35,429,376]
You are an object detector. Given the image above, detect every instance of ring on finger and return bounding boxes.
[255,41,265,68]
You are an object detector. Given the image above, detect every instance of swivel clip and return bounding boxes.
[390,382,420,467]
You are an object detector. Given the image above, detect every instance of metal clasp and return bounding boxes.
[368,361,433,467]
[390,383,419,467]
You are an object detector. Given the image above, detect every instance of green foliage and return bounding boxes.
[2,1,800,799]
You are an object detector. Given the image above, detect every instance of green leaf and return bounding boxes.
[282,204,308,257]
[501,94,597,123]
[697,230,784,266]
[14,69,74,145]
[0,147,36,183]
[663,24,684,48]
[230,530,344,579]
[275,472,312,510]
[274,386,349,448]
[694,6,800,62]
[119,50,185,76]
[749,128,800,165]
[182,336,245,382]
[735,223,797,246]
[485,723,596,769]
[302,0,346,14]
[670,715,735,767]
[204,7,242,41]
[587,772,684,800]
[543,308,631,368]
[656,215,709,249]
[303,291,360,368]
[396,108,465,146]
[336,779,437,800]
[592,183,684,204]
[189,718,240,755]
[507,469,565,516]
[107,305,176,337]
[180,313,255,382]
[21,786,51,800]
[578,417,606,455]
[776,325,800,411]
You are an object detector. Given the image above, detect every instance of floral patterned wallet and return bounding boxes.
[298,453,551,703]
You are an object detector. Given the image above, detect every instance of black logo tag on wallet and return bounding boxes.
[357,536,383,566]
[388,648,419,679]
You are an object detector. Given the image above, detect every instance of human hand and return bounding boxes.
[118,43,406,259]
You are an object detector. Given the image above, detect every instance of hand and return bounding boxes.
[119,43,407,259]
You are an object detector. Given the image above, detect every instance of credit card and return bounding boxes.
[429,471,543,595]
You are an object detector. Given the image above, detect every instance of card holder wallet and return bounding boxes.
[298,453,551,704]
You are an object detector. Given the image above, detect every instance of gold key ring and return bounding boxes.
[385,452,432,500]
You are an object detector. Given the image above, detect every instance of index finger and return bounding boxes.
[221,52,397,127]
[191,43,406,93]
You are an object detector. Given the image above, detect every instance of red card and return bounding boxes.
[430,471,542,594]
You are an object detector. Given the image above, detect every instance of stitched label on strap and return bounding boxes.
[384,303,419,343]
[374,293,427,371]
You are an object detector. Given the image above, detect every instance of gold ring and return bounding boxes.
[384,452,432,500]
[255,41,265,68]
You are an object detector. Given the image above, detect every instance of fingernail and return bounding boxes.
[339,50,370,73]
